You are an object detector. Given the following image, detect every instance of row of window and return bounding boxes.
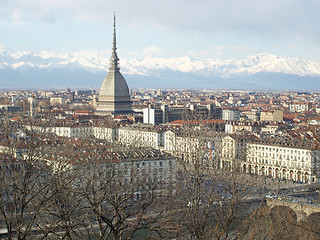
[249,157,310,169]
[249,152,310,161]
[122,160,173,168]
[250,145,308,155]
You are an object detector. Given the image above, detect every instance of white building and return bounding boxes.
[290,102,312,112]
[24,124,94,139]
[93,127,117,142]
[222,109,240,121]
[118,125,164,148]
[143,105,168,125]
[143,108,163,125]
[73,157,177,198]
[245,139,320,183]
[117,158,176,194]
[48,125,94,138]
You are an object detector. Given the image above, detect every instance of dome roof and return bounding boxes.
[99,69,130,98]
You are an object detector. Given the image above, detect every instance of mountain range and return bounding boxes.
[0,50,320,90]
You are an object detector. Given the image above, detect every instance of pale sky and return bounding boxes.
[1,0,320,61]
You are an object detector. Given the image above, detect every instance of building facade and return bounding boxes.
[222,109,240,121]
[290,102,312,112]
[260,109,283,121]
[117,125,164,148]
[244,140,320,183]
[143,107,164,125]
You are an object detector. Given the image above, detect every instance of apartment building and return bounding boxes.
[117,125,164,148]
[260,109,283,121]
[245,139,320,183]
[225,121,261,134]
[222,108,240,121]
[290,102,312,112]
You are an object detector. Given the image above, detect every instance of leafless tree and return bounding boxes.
[0,116,58,239]
[72,140,175,240]
[163,118,261,240]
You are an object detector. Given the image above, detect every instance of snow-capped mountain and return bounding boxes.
[0,50,320,90]
[122,54,320,77]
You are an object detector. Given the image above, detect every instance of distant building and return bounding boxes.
[0,105,21,113]
[222,108,240,121]
[168,106,189,122]
[143,108,163,125]
[118,124,164,148]
[75,90,93,96]
[225,121,261,134]
[74,157,176,198]
[290,102,312,112]
[260,109,283,121]
[163,130,200,162]
[50,97,67,106]
[95,16,132,116]
[208,104,222,120]
[143,104,169,125]
[245,109,260,121]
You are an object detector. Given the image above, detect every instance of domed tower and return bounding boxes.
[95,15,132,116]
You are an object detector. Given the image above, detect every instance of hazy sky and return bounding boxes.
[1,0,320,61]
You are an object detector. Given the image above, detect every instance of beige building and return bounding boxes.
[50,97,67,106]
[260,109,283,121]
[218,135,250,171]
[225,121,261,134]
[164,130,200,162]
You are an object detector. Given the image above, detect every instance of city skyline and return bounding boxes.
[1,0,320,62]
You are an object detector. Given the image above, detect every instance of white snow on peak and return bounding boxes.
[1,50,320,78]
[12,62,25,69]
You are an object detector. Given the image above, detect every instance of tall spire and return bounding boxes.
[96,13,132,116]
[113,13,117,54]
[109,13,119,70]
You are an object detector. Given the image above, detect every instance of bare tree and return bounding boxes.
[162,118,260,240]
[71,140,175,240]
[0,116,57,239]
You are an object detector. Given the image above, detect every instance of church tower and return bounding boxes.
[95,15,133,116]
